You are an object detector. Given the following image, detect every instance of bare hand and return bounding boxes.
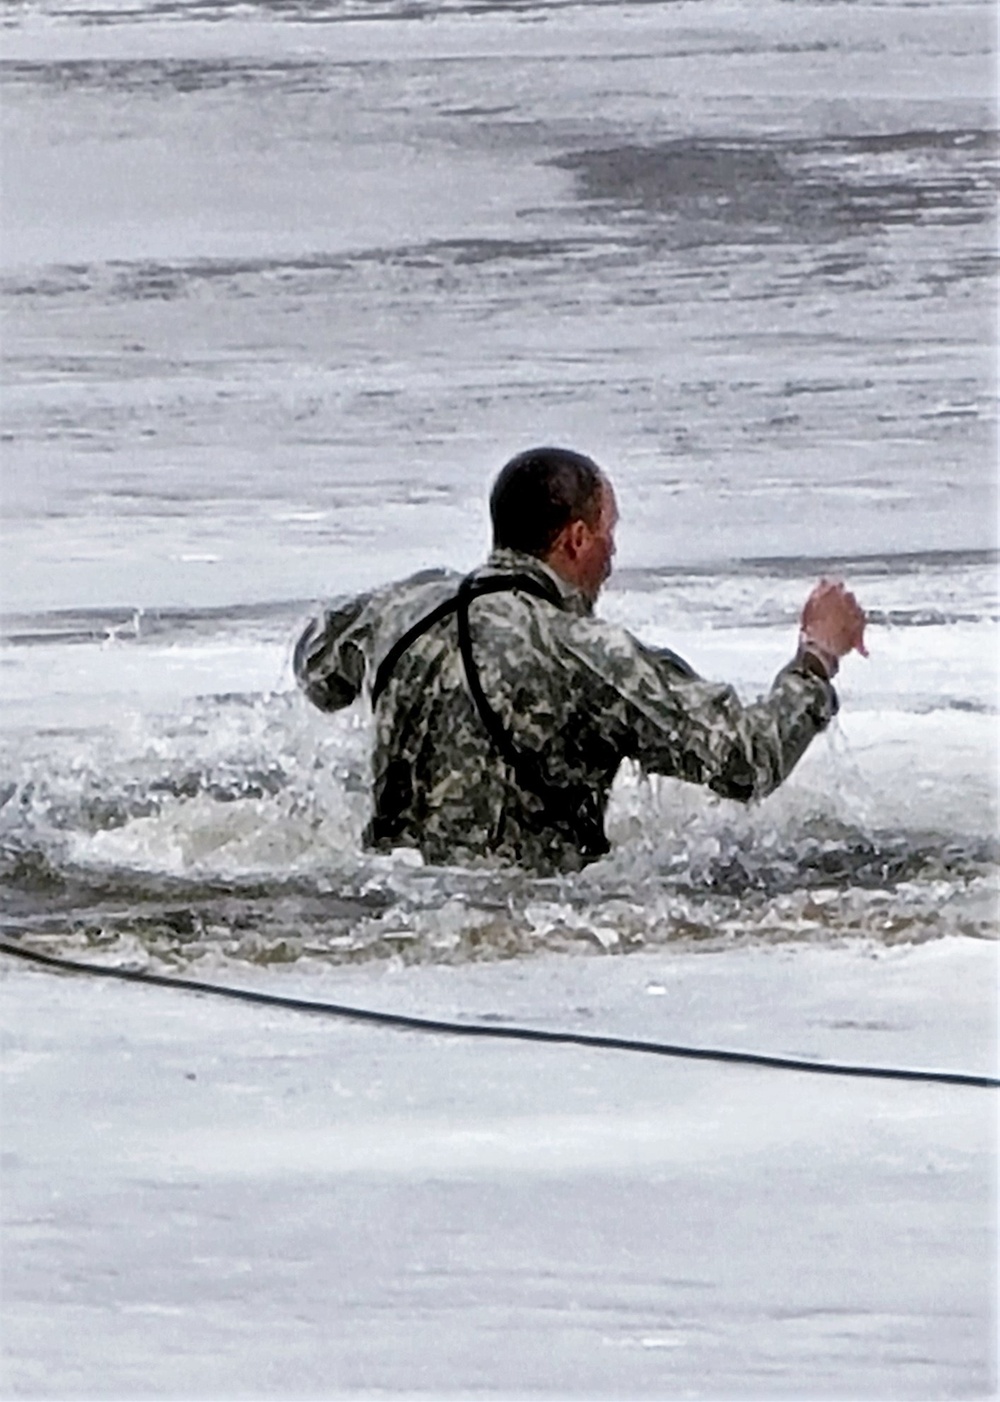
[800,579,868,660]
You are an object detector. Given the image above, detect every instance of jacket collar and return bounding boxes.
[483,547,593,617]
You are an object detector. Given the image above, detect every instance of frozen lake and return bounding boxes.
[0,0,997,1396]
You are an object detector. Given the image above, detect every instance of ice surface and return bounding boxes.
[1,938,996,1399]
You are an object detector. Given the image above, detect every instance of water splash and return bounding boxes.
[2,682,995,974]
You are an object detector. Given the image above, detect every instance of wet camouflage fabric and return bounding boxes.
[294,548,837,874]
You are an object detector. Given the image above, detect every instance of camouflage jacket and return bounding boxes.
[294,548,837,874]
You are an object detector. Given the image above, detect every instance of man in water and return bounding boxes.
[295,446,867,874]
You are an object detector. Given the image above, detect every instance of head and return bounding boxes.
[490,446,618,603]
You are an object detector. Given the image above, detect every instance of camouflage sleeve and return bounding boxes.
[564,621,837,803]
[642,662,837,802]
[293,593,373,712]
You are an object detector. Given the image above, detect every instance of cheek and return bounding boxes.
[586,540,613,589]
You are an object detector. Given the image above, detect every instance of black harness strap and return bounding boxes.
[371,594,462,705]
[454,574,554,779]
[455,576,609,858]
[371,573,561,705]
[370,571,609,858]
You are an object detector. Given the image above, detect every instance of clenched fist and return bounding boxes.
[800,579,868,661]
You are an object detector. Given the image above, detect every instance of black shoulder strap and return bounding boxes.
[370,573,560,705]
[371,570,608,858]
[455,575,609,858]
[454,575,545,778]
[371,594,461,705]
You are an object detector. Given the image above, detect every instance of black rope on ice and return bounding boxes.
[0,936,996,1089]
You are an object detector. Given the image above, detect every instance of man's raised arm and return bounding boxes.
[570,578,867,805]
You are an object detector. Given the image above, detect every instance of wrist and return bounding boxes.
[797,634,839,681]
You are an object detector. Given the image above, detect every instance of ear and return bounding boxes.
[561,518,590,560]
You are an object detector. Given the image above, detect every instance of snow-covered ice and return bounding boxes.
[1,938,996,1399]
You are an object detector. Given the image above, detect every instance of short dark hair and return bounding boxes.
[490,447,604,557]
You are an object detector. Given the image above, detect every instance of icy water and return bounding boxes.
[0,0,997,975]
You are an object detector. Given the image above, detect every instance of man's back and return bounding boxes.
[295,546,838,874]
[296,550,623,872]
